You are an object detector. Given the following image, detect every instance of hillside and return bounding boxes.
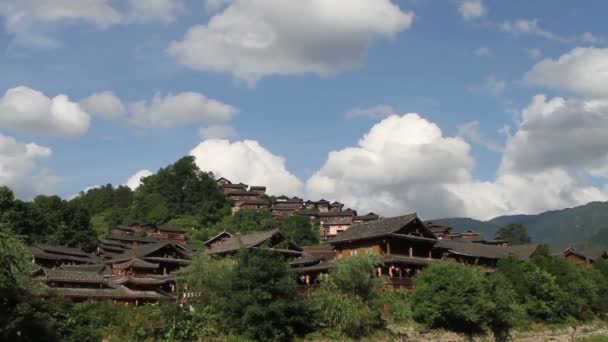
[434,201,608,248]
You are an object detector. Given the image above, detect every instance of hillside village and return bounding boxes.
[27,176,608,306]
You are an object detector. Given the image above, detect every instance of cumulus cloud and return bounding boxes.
[0,0,184,47]
[124,169,153,190]
[130,92,237,128]
[346,104,395,119]
[0,0,121,47]
[190,139,302,196]
[458,0,486,20]
[0,133,59,198]
[80,90,237,128]
[307,114,474,218]
[0,86,90,136]
[168,0,414,85]
[199,125,237,139]
[307,106,608,220]
[80,91,127,119]
[525,47,608,98]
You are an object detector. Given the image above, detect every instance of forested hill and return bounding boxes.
[435,201,608,248]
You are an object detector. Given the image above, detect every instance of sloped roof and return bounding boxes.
[203,231,233,247]
[44,269,106,283]
[355,212,380,220]
[60,264,107,273]
[208,229,292,255]
[114,258,159,270]
[318,210,356,217]
[156,226,185,233]
[383,254,436,266]
[327,213,419,244]
[437,240,540,260]
[227,190,260,196]
[33,243,89,257]
[41,284,174,300]
[107,241,190,263]
[296,209,319,216]
[105,234,161,243]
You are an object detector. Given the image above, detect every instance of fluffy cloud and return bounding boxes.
[0,0,183,47]
[199,125,237,139]
[80,90,237,128]
[124,169,153,190]
[0,0,121,47]
[80,91,127,119]
[0,133,58,198]
[307,114,474,218]
[0,86,90,136]
[458,0,486,20]
[307,107,608,220]
[130,92,237,128]
[525,47,608,98]
[190,139,302,196]
[168,0,414,85]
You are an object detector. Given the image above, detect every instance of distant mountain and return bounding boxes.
[433,201,608,248]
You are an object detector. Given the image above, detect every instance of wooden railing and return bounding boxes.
[387,277,414,289]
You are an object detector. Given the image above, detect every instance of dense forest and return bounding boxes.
[1,156,608,341]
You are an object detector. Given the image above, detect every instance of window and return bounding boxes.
[350,250,358,256]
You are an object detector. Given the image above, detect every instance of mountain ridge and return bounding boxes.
[432,201,608,248]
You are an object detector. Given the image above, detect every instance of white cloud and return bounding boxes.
[0,0,122,47]
[457,121,503,152]
[500,19,566,42]
[0,0,184,47]
[458,0,486,20]
[0,86,90,136]
[306,107,608,220]
[130,92,238,128]
[124,169,153,190]
[346,104,395,119]
[581,32,604,44]
[527,48,543,60]
[307,114,474,219]
[80,91,127,119]
[190,139,303,196]
[525,47,608,98]
[474,47,491,57]
[199,125,237,139]
[0,133,58,198]
[168,0,414,85]
[126,0,183,23]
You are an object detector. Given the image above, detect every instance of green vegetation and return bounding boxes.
[495,223,531,245]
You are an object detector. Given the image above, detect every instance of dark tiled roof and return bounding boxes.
[208,229,283,255]
[60,264,107,273]
[296,209,319,216]
[203,231,233,246]
[141,257,191,265]
[44,269,106,283]
[237,199,270,206]
[227,190,260,196]
[302,245,335,261]
[327,213,419,244]
[107,242,190,263]
[157,226,185,233]
[114,258,159,270]
[115,225,135,232]
[99,238,130,248]
[222,183,248,189]
[33,243,89,257]
[271,206,298,211]
[293,260,336,273]
[355,213,380,221]
[41,284,174,300]
[105,234,161,243]
[250,186,266,190]
[437,240,540,260]
[316,199,329,204]
[330,201,344,206]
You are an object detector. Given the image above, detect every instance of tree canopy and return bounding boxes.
[495,223,531,245]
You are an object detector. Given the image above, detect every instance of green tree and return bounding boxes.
[496,223,531,245]
[311,254,385,338]
[486,273,525,341]
[280,215,319,246]
[411,262,491,333]
[219,250,312,341]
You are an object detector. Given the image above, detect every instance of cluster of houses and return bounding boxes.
[29,211,608,305]
[216,177,379,240]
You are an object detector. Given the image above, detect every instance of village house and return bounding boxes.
[436,240,540,271]
[207,229,303,258]
[203,231,233,249]
[353,212,380,224]
[31,244,101,268]
[149,226,187,243]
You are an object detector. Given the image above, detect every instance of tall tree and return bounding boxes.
[496,223,531,245]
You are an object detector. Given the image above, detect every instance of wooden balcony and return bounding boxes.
[387,277,414,289]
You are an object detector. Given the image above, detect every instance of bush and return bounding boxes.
[411,262,491,333]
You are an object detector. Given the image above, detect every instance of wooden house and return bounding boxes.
[249,186,266,195]
[226,190,261,202]
[221,183,249,195]
[316,199,330,212]
[561,246,595,266]
[207,229,303,258]
[203,231,233,249]
[106,242,192,276]
[436,240,540,271]
[329,201,344,212]
[216,177,232,187]
[104,234,161,248]
[31,244,100,268]
[423,221,454,240]
[323,214,440,288]
[150,226,186,243]
[353,212,380,224]
[235,199,271,211]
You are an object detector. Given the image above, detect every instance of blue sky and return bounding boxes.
[1,0,607,220]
